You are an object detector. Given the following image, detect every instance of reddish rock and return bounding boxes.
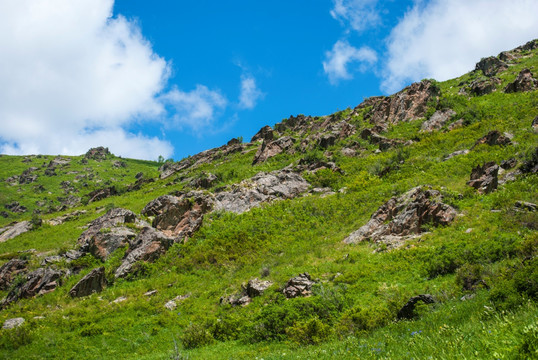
[504,69,538,93]
[252,136,296,165]
[1,268,63,309]
[283,273,315,298]
[467,162,499,194]
[473,130,512,148]
[251,125,274,142]
[69,267,106,298]
[0,259,28,290]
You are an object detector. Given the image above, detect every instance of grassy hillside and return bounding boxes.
[0,42,537,359]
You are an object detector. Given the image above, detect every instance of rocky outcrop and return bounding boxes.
[498,39,538,62]
[84,147,111,161]
[77,208,137,250]
[283,273,315,298]
[48,157,71,168]
[251,125,274,142]
[473,130,512,148]
[0,221,32,243]
[252,136,296,165]
[344,186,457,249]
[214,170,310,214]
[88,227,135,261]
[45,210,87,226]
[142,192,212,241]
[443,149,470,161]
[1,268,63,309]
[504,69,538,93]
[421,109,456,132]
[467,162,499,194]
[466,77,501,96]
[246,278,273,298]
[397,294,435,320]
[115,227,174,278]
[0,259,28,290]
[69,267,106,298]
[364,80,439,129]
[87,186,117,203]
[2,317,25,329]
[4,201,27,214]
[360,128,412,151]
[220,278,273,307]
[520,147,538,174]
[190,172,218,189]
[475,56,507,77]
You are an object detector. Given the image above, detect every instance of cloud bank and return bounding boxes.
[323,40,378,84]
[330,0,380,33]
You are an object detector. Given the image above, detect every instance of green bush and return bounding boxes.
[180,323,214,349]
[337,304,391,336]
[286,317,332,345]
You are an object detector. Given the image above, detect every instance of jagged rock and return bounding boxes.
[112,160,126,168]
[88,227,135,261]
[77,208,137,249]
[444,149,470,161]
[251,125,274,142]
[127,176,155,192]
[135,172,144,180]
[44,168,57,176]
[18,167,38,184]
[520,147,538,173]
[498,40,538,62]
[114,227,174,278]
[252,136,296,165]
[296,159,343,174]
[318,133,337,149]
[46,210,87,226]
[246,278,273,298]
[274,114,313,133]
[1,268,63,309]
[515,201,537,212]
[4,201,27,214]
[447,119,464,131]
[85,147,111,161]
[2,318,25,329]
[142,193,212,241]
[283,273,315,298]
[40,255,63,266]
[467,162,499,194]
[190,173,218,189]
[220,293,252,307]
[341,148,357,157]
[378,138,410,151]
[0,221,32,243]
[214,170,310,214]
[5,175,19,186]
[64,250,85,262]
[473,130,512,148]
[57,195,81,209]
[397,294,435,320]
[227,138,241,146]
[0,259,28,290]
[361,128,411,151]
[364,80,439,128]
[48,157,71,168]
[504,69,538,93]
[500,158,517,170]
[421,109,456,132]
[475,56,507,76]
[468,77,501,96]
[87,186,117,203]
[69,267,106,298]
[344,186,457,249]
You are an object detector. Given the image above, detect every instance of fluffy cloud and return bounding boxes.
[330,0,380,33]
[0,0,172,159]
[382,0,538,93]
[323,40,378,84]
[161,85,228,132]
[238,75,264,110]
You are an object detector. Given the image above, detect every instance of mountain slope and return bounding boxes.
[0,41,537,359]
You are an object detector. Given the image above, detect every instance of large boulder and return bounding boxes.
[246,278,273,298]
[2,318,25,329]
[4,201,27,214]
[475,56,507,77]
[88,227,136,261]
[283,273,315,298]
[467,162,499,194]
[253,136,296,165]
[251,125,274,142]
[421,109,457,132]
[77,208,137,250]
[87,186,117,203]
[504,69,538,93]
[69,267,106,298]
[0,259,28,290]
[1,268,63,309]
[115,227,174,278]
[0,221,32,243]
[344,186,457,249]
[397,294,436,320]
[473,130,512,148]
[84,147,111,161]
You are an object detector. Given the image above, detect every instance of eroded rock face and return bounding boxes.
[87,186,117,203]
[473,130,512,148]
[46,210,87,226]
[77,208,137,250]
[0,259,28,290]
[1,268,63,309]
[467,77,501,96]
[0,221,32,243]
[504,69,538,93]
[421,109,456,132]
[69,267,106,298]
[397,294,435,320]
[252,136,296,165]
[84,147,111,161]
[467,162,499,194]
[89,227,135,261]
[214,170,310,214]
[475,56,507,77]
[344,186,457,249]
[246,278,273,298]
[115,227,174,278]
[251,125,274,142]
[4,202,27,214]
[364,80,439,129]
[283,273,315,298]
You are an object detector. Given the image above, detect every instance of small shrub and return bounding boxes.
[180,323,214,349]
[337,304,391,336]
[79,323,104,337]
[455,263,487,291]
[286,317,332,345]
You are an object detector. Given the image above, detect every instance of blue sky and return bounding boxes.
[1,0,537,160]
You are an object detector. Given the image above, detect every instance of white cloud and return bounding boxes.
[330,0,380,33]
[162,85,227,131]
[238,75,264,109]
[323,40,378,84]
[0,0,172,160]
[382,0,538,93]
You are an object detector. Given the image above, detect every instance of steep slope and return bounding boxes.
[0,40,537,359]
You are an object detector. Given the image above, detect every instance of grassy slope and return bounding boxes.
[0,48,536,359]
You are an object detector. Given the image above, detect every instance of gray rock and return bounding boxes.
[473,130,512,148]
[2,317,25,329]
[467,162,499,194]
[84,147,111,161]
[246,278,273,298]
[251,125,274,142]
[77,208,137,249]
[467,77,501,96]
[504,68,538,93]
[421,109,456,132]
[4,201,27,214]
[344,186,457,249]
[283,273,315,298]
[87,186,117,203]
[164,300,177,310]
[45,210,87,226]
[475,56,507,76]
[252,136,296,165]
[89,227,135,261]
[69,267,106,298]
[1,267,63,309]
[443,149,470,161]
[0,259,28,290]
[515,201,537,212]
[0,221,32,243]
